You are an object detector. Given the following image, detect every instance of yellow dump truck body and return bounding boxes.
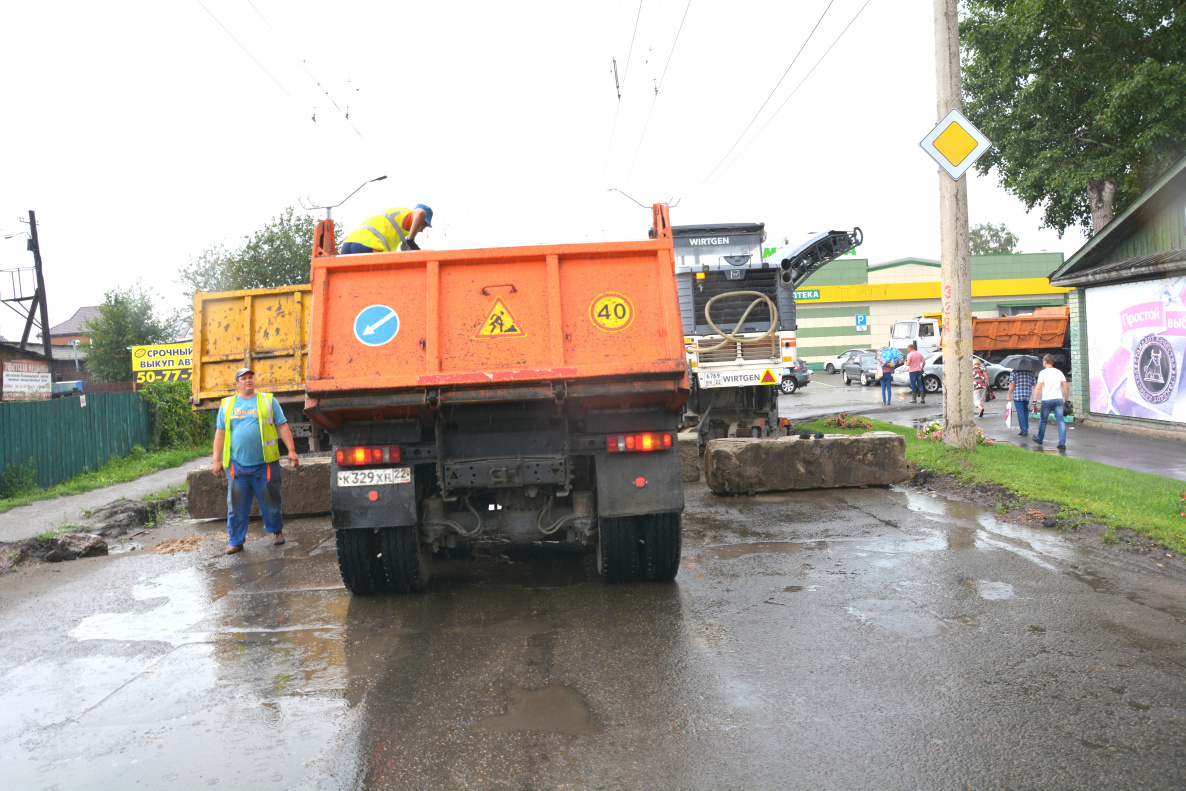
[191,285,312,410]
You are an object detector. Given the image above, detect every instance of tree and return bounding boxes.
[179,207,334,296]
[82,282,173,382]
[961,1,1186,235]
[969,222,1020,255]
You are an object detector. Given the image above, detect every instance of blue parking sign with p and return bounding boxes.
[855,314,867,326]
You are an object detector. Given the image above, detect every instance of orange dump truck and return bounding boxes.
[972,306,1071,372]
[305,204,688,593]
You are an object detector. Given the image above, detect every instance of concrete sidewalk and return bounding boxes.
[0,457,208,544]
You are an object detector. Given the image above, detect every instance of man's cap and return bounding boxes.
[415,203,433,227]
[234,367,254,380]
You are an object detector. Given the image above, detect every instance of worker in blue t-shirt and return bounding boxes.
[212,367,300,554]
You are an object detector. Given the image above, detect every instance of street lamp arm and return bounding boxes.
[301,175,387,220]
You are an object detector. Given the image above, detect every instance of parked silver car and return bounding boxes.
[892,352,1012,393]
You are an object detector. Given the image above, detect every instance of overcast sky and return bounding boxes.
[0,0,1088,340]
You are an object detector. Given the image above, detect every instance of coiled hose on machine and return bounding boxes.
[699,290,779,355]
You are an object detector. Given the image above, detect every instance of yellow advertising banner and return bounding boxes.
[131,342,193,383]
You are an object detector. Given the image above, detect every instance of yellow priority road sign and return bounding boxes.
[919,108,991,180]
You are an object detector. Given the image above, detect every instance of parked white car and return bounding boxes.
[822,348,876,374]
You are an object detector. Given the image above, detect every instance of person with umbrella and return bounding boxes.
[876,347,902,405]
[1006,355,1039,437]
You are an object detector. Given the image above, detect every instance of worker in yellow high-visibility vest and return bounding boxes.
[340,204,433,254]
[212,367,300,554]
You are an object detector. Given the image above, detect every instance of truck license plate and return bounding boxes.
[337,467,410,487]
[698,369,765,388]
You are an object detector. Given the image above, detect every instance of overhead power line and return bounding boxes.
[619,0,646,94]
[194,0,303,109]
[707,0,874,187]
[624,0,693,184]
[688,0,835,197]
[602,1,647,184]
[245,0,363,137]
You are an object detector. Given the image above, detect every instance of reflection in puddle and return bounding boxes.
[71,568,211,645]
[960,579,1016,600]
[473,682,600,734]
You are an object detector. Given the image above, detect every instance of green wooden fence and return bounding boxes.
[0,393,152,490]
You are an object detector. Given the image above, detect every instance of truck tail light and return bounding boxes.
[334,445,402,466]
[605,432,673,453]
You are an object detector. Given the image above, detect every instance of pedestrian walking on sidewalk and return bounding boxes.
[877,355,895,405]
[906,343,926,403]
[212,368,300,554]
[1031,354,1070,451]
[973,358,988,417]
[1007,361,1037,437]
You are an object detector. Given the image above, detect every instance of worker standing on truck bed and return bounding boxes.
[212,367,300,554]
[340,204,433,254]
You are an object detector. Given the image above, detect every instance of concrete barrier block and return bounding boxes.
[703,432,908,494]
[678,432,701,482]
[187,458,331,519]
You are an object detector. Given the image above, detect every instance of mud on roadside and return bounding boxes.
[0,496,188,574]
[907,466,1186,579]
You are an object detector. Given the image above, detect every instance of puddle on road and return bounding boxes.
[960,579,1016,600]
[448,618,554,636]
[472,681,600,734]
[846,599,949,637]
[702,541,810,560]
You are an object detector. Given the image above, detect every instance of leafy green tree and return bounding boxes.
[969,222,1020,255]
[82,282,174,382]
[961,0,1186,234]
[179,207,335,296]
[139,380,213,448]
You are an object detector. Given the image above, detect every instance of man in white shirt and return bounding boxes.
[1031,354,1070,450]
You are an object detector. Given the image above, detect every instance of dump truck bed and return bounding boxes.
[972,306,1069,353]
[305,213,687,426]
[191,285,312,410]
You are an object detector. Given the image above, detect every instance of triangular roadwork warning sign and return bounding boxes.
[759,368,778,385]
[475,297,524,338]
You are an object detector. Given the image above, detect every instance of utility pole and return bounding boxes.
[19,210,54,362]
[933,0,975,450]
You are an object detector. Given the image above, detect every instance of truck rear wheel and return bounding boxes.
[640,513,681,582]
[379,526,431,593]
[597,517,638,583]
[335,529,387,595]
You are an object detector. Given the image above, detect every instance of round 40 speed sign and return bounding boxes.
[589,292,635,333]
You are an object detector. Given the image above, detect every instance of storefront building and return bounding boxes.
[1049,156,1186,437]
[793,253,1070,367]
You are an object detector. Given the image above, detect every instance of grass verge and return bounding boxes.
[143,483,188,501]
[0,446,206,516]
[799,417,1186,553]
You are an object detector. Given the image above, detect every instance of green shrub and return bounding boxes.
[1,459,38,499]
[139,380,213,449]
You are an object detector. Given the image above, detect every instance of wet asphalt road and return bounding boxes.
[2,482,1185,790]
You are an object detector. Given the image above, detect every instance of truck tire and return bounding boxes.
[640,513,681,582]
[335,529,387,595]
[379,526,431,593]
[597,516,638,583]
